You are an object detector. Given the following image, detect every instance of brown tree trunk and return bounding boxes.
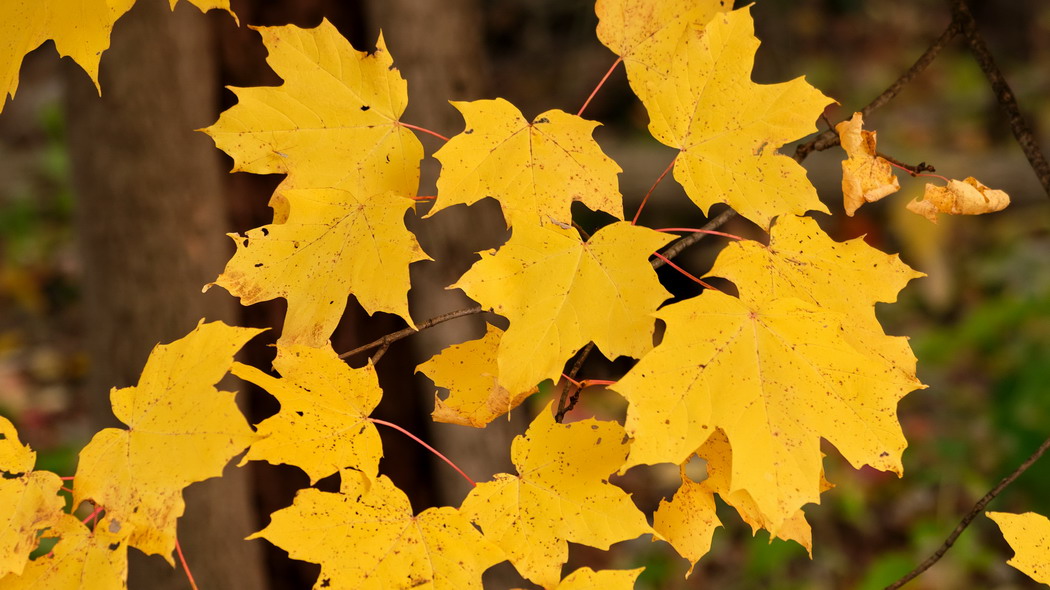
[64,2,267,588]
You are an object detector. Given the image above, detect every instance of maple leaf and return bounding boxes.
[417,324,537,428]
[836,112,900,215]
[454,221,672,393]
[550,567,644,590]
[460,404,651,588]
[0,417,64,577]
[208,187,428,347]
[231,344,383,484]
[615,290,913,530]
[706,214,926,375]
[203,20,422,197]
[72,321,262,560]
[0,0,234,112]
[624,7,833,229]
[652,472,721,576]
[252,472,503,589]
[907,176,1010,223]
[595,0,728,91]
[987,511,1050,584]
[429,98,623,227]
[0,514,130,590]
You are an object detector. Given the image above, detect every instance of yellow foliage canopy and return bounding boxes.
[73,321,261,561]
[455,221,671,393]
[461,405,651,588]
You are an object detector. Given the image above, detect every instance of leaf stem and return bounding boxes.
[885,434,1050,589]
[81,504,103,526]
[556,343,595,422]
[400,122,450,142]
[651,252,719,291]
[655,227,744,240]
[632,155,677,225]
[369,418,476,487]
[578,57,622,118]
[176,538,200,590]
[885,159,949,183]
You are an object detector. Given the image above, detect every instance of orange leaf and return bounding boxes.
[907,176,1010,223]
[836,112,900,215]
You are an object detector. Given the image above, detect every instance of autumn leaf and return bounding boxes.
[652,470,721,576]
[551,567,644,590]
[73,321,262,560]
[0,515,130,590]
[987,511,1050,585]
[417,324,537,428]
[0,416,64,577]
[595,0,728,91]
[429,98,623,227]
[615,290,913,530]
[203,20,422,197]
[454,221,672,393]
[208,187,428,347]
[907,176,1010,223]
[460,404,651,588]
[231,345,383,484]
[625,7,832,229]
[252,473,504,589]
[0,0,234,112]
[836,112,900,215]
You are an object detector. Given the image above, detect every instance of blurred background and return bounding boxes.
[0,0,1047,588]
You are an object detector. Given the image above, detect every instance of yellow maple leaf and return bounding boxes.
[417,324,538,428]
[0,417,64,577]
[652,472,721,577]
[208,188,428,347]
[454,221,672,393]
[552,567,644,589]
[203,20,422,197]
[836,112,900,215]
[73,321,262,561]
[231,344,383,484]
[0,0,234,112]
[707,214,926,375]
[627,7,833,229]
[615,291,911,529]
[429,98,623,227]
[460,404,651,588]
[987,511,1050,585]
[595,0,728,91]
[907,176,1010,223]
[251,473,504,589]
[0,514,130,590]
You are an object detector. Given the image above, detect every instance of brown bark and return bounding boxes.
[64,2,267,588]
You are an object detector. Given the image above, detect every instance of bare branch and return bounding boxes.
[555,343,595,423]
[885,434,1050,590]
[338,305,486,360]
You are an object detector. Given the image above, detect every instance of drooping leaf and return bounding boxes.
[231,345,383,484]
[0,515,129,590]
[0,417,64,577]
[460,404,651,588]
[626,7,833,228]
[252,473,504,589]
[987,511,1050,584]
[430,98,623,227]
[417,324,537,428]
[454,221,672,393]
[907,176,1010,223]
[208,188,428,346]
[836,112,899,215]
[0,0,234,112]
[203,20,422,197]
[615,290,912,530]
[73,321,262,561]
[595,0,728,91]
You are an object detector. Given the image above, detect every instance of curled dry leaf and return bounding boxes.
[907,176,1010,223]
[835,112,900,216]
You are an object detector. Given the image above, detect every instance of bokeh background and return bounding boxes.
[1,0,1048,588]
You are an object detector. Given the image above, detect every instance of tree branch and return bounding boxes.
[338,305,486,360]
[794,19,960,162]
[556,342,595,422]
[885,434,1050,590]
[949,0,1050,197]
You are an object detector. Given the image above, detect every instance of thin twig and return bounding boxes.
[655,209,737,265]
[338,305,485,359]
[556,342,595,422]
[949,0,1050,197]
[877,151,937,175]
[794,19,960,162]
[885,434,1050,589]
